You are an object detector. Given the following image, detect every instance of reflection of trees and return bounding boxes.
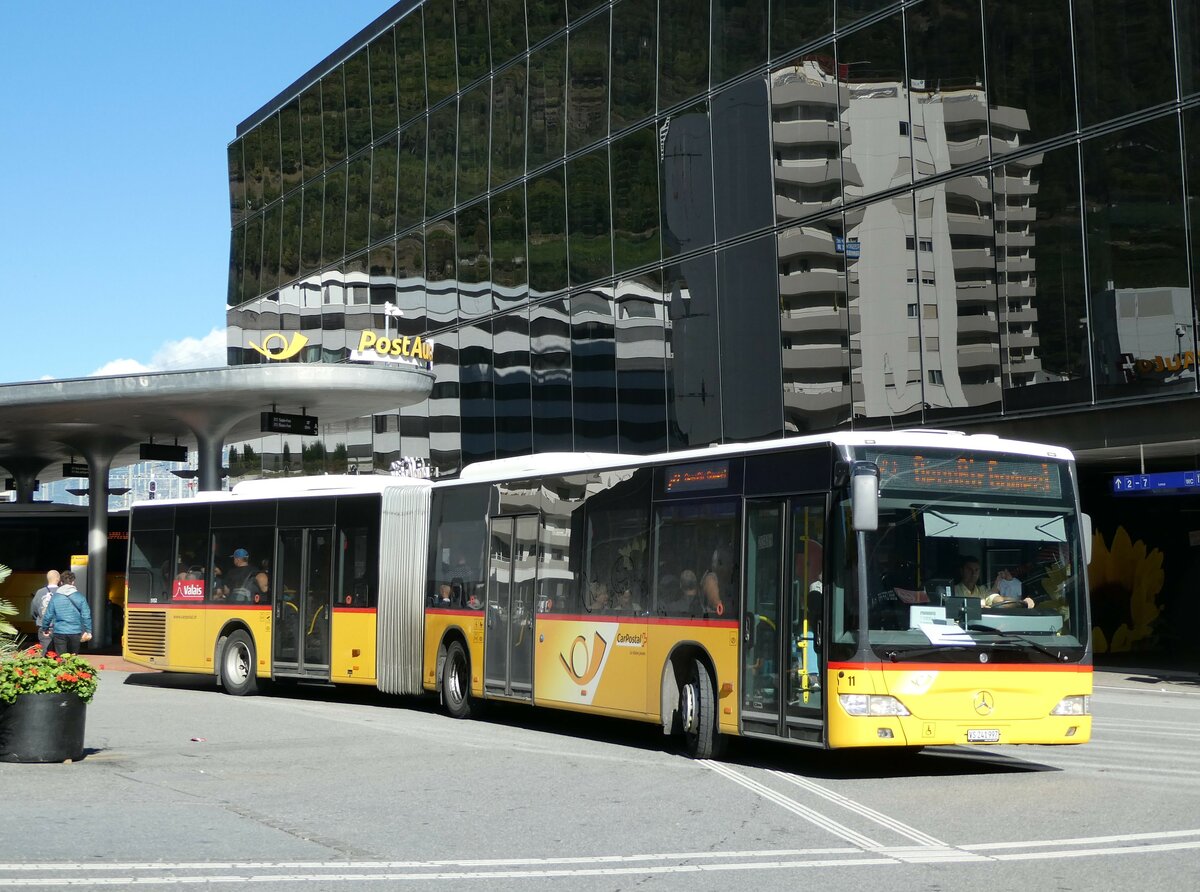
[658,0,709,108]
[610,0,656,129]
[612,126,661,271]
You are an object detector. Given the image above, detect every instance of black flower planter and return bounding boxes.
[0,692,87,763]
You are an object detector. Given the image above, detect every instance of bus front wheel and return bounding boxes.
[219,630,259,696]
[441,640,473,719]
[681,659,725,759]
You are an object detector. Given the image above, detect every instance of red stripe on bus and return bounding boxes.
[537,613,739,629]
[126,603,272,611]
[426,608,481,617]
[332,607,377,614]
[828,660,1092,672]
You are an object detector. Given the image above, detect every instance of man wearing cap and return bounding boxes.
[218,548,268,603]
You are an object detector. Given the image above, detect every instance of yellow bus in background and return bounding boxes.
[123,431,1092,758]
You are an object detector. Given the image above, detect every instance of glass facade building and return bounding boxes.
[226,0,1200,480]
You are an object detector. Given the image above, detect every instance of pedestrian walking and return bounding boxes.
[29,569,60,656]
[40,571,92,654]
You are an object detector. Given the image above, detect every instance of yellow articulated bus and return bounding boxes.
[123,431,1092,758]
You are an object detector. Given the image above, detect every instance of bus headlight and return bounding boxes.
[1050,695,1091,716]
[839,694,911,716]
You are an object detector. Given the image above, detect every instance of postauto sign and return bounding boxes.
[248,330,433,367]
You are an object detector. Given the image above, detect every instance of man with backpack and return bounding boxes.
[30,569,59,656]
[39,570,92,654]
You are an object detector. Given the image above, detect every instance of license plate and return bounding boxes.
[967,729,1001,743]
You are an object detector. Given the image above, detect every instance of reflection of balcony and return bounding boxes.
[940,93,989,125]
[771,77,844,109]
[779,269,842,297]
[945,176,991,203]
[777,227,838,259]
[947,137,990,167]
[1000,206,1036,222]
[775,160,842,187]
[781,309,845,336]
[1003,255,1036,273]
[783,388,850,411]
[947,213,994,238]
[989,105,1030,134]
[952,248,994,271]
[957,342,1000,369]
[998,282,1036,298]
[961,382,1003,405]
[957,315,998,338]
[996,231,1034,249]
[955,283,997,307]
[782,344,849,372]
[1000,176,1038,196]
[1005,329,1040,350]
[1002,306,1038,324]
[776,194,839,220]
[772,120,847,146]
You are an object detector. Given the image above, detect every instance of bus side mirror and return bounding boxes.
[1081,513,1093,565]
[851,462,879,532]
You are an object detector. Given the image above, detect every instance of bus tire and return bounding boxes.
[441,640,473,719]
[219,630,259,696]
[681,659,725,759]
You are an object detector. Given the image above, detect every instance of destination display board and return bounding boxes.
[865,451,1063,500]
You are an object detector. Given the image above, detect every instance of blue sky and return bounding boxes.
[0,1,387,383]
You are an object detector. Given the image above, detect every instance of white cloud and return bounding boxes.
[90,327,226,377]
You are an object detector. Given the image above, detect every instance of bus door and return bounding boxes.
[742,496,825,739]
[484,515,538,700]
[273,526,334,678]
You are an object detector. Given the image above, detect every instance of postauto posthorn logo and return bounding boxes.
[249,332,309,360]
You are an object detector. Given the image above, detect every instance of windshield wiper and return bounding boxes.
[882,644,979,662]
[964,625,1069,662]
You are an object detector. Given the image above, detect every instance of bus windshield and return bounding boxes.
[851,448,1088,663]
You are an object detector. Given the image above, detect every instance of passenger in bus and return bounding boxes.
[984,568,1035,609]
[665,570,700,616]
[700,571,726,618]
[586,581,610,613]
[216,548,269,603]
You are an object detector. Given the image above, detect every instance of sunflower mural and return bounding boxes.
[1087,527,1164,653]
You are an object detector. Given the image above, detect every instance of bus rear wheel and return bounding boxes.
[681,659,725,759]
[218,630,259,696]
[441,640,473,719]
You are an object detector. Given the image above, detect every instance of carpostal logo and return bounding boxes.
[615,632,646,648]
[560,632,608,686]
[249,332,309,360]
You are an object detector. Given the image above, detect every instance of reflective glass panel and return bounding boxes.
[371,135,398,244]
[660,101,714,257]
[917,172,1002,423]
[346,155,371,256]
[611,0,657,131]
[344,50,372,154]
[718,234,783,441]
[300,84,324,182]
[569,0,604,20]
[984,0,1077,155]
[616,270,668,453]
[528,36,567,169]
[322,164,347,267]
[490,0,527,66]
[429,327,462,476]
[396,11,427,123]
[713,78,773,241]
[494,308,533,458]
[995,145,1089,412]
[369,29,399,139]
[528,166,569,295]
[261,202,282,293]
[491,182,529,309]
[838,13,910,202]
[280,192,301,283]
[531,297,575,451]
[1083,118,1192,401]
[458,83,490,204]
[572,289,619,451]
[229,222,245,305]
[611,124,661,274]
[771,0,833,58]
[1074,0,1176,127]
[427,101,458,218]
[906,0,987,179]
[1181,4,1200,97]
[712,0,767,86]
[301,183,323,274]
[528,1,567,46]
[426,217,459,328]
[395,231,428,334]
[776,213,852,433]
[567,10,609,153]
[456,0,491,86]
[244,126,264,214]
[228,140,246,225]
[492,61,527,188]
[665,255,722,448]
[244,213,263,302]
[771,47,844,226]
[567,148,612,286]
[397,117,427,231]
[461,319,496,466]
[261,113,282,205]
[659,0,709,109]
[322,68,347,167]
[280,100,302,193]
[847,194,923,426]
[458,201,492,318]
[425,0,458,104]
[838,0,891,29]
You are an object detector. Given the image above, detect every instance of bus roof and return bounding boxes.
[127,430,1074,511]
